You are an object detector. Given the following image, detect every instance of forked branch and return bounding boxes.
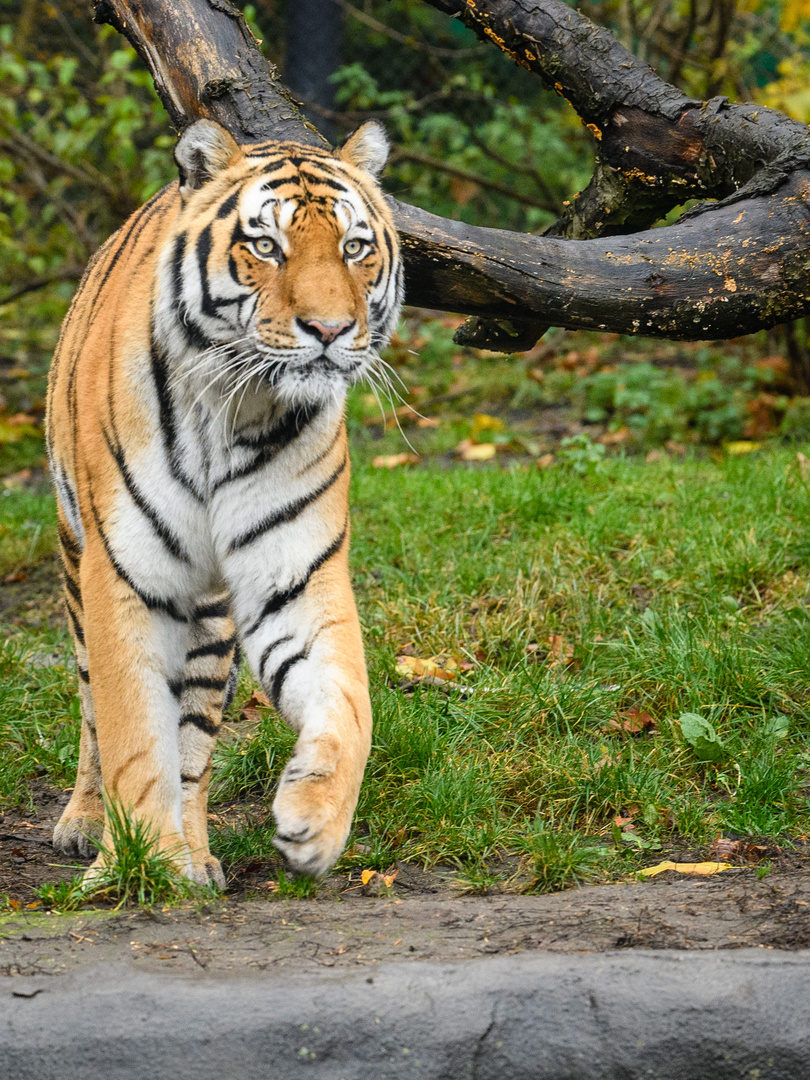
[93,0,810,346]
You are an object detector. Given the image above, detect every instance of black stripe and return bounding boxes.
[228,454,346,553]
[66,600,85,646]
[101,426,192,563]
[169,233,212,352]
[259,635,294,684]
[88,488,187,622]
[58,522,81,558]
[186,634,236,662]
[186,676,229,692]
[270,651,308,707]
[179,713,219,736]
[193,599,230,620]
[149,337,205,501]
[85,189,167,326]
[78,666,90,684]
[216,190,240,218]
[260,174,298,190]
[64,571,82,605]
[244,521,347,637]
[196,223,223,319]
[299,170,349,193]
[181,763,211,784]
[168,678,184,698]
[213,403,321,491]
[298,421,343,476]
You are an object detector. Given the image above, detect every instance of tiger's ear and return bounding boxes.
[175,120,239,195]
[336,121,389,179]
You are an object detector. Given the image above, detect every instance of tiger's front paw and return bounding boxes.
[272,737,361,877]
[53,812,104,859]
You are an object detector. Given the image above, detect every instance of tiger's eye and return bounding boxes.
[344,239,363,257]
[254,238,276,255]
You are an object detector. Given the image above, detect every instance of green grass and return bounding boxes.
[204,446,810,886]
[35,798,217,911]
[3,366,810,892]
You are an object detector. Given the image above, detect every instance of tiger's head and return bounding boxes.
[155,119,403,408]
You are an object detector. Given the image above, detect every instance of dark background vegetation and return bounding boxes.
[2,0,810,470]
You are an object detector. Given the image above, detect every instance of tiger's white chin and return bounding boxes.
[268,357,372,408]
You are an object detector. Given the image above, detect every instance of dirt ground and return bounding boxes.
[2,791,810,978]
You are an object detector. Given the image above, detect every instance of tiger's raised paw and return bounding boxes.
[271,744,359,877]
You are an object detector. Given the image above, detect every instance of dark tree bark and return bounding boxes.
[93,0,810,347]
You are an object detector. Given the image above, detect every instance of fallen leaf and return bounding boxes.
[416,416,439,429]
[3,571,28,584]
[724,441,761,456]
[546,634,574,669]
[372,453,420,469]
[240,689,272,722]
[608,707,655,735]
[708,837,767,862]
[395,655,457,682]
[455,440,496,462]
[665,439,687,454]
[797,451,810,481]
[536,453,554,469]
[470,413,506,439]
[679,712,727,762]
[639,860,732,878]
[599,426,633,446]
[360,868,398,894]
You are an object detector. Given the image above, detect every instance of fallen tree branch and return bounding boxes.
[92,0,810,346]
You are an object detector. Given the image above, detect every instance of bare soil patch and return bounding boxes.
[1,791,809,979]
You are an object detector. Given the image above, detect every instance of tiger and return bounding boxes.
[46,118,403,886]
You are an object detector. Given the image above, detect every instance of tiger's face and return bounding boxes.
[156,120,403,408]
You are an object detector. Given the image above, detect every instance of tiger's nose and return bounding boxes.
[297,318,356,344]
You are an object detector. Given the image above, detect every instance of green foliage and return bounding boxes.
[0,636,79,803]
[520,820,605,893]
[0,21,173,371]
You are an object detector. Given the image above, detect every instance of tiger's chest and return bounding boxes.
[103,382,343,610]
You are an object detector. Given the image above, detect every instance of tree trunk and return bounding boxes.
[93,0,810,347]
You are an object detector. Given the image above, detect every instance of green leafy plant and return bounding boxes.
[557,433,606,475]
[679,712,728,763]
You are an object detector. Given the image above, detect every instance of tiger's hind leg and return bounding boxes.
[177,596,237,890]
[53,518,104,858]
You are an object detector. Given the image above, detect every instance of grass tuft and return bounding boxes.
[36,799,216,911]
[520,820,605,893]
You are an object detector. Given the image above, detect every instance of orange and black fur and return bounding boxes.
[46,120,403,885]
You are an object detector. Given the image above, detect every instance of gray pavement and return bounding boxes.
[1,948,809,1079]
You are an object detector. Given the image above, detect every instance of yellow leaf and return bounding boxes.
[360,869,375,886]
[470,413,505,438]
[395,655,456,682]
[724,441,761,455]
[639,860,732,878]
[457,441,496,462]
